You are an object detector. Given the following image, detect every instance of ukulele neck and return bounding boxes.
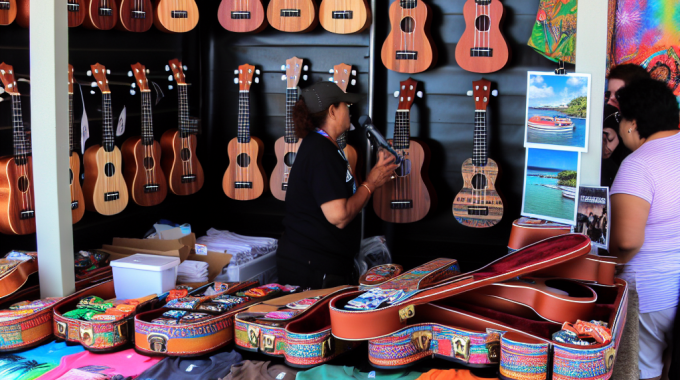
[473,110,488,166]
[285,87,298,143]
[102,93,115,152]
[69,93,74,154]
[11,94,29,164]
[238,90,251,143]
[141,91,154,146]
[394,109,411,150]
[178,84,195,138]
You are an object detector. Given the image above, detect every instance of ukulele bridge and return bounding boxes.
[231,11,251,19]
[470,48,493,57]
[67,2,79,12]
[332,11,354,19]
[391,200,413,210]
[144,184,160,193]
[71,201,79,210]
[20,210,35,220]
[396,51,418,61]
[171,10,188,18]
[98,7,113,16]
[235,182,253,189]
[132,11,147,19]
[281,183,288,191]
[468,206,489,216]
[104,192,120,202]
[280,9,301,17]
[181,175,197,183]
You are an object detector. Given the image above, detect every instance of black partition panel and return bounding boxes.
[0,0,572,273]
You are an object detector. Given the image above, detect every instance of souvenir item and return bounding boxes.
[263,310,299,320]
[381,0,436,73]
[561,319,612,344]
[197,302,230,313]
[0,341,85,380]
[91,314,124,322]
[67,65,86,223]
[359,264,403,287]
[286,298,320,310]
[214,295,250,306]
[38,348,161,380]
[165,297,201,310]
[166,289,189,302]
[162,310,188,320]
[179,312,211,324]
[150,317,178,326]
[245,287,276,298]
[136,350,243,379]
[528,0,577,64]
[456,0,509,73]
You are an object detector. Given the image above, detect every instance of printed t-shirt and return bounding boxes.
[0,341,84,380]
[611,132,680,313]
[136,350,242,380]
[220,360,297,380]
[40,348,161,380]
[296,365,422,380]
[417,369,499,380]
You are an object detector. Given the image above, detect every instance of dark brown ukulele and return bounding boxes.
[121,63,168,207]
[160,59,204,196]
[68,64,86,224]
[454,0,509,74]
[452,79,503,227]
[82,0,119,30]
[373,78,431,223]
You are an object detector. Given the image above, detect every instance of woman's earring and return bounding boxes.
[628,129,632,134]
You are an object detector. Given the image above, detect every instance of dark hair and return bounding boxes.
[608,64,651,86]
[616,78,680,138]
[292,98,339,138]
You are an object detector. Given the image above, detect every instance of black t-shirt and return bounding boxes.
[278,131,360,276]
[136,350,242,380]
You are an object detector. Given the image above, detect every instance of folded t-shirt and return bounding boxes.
[296,365,422,380]
[136,350,243,380]
[40,348,161,380]
[417,369,499,380]
[0,341,84,380]
[221,360,297,380]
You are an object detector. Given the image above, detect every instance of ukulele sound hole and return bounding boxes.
[17,176,29,192]
[237,153,251,168]
[284,152,296,167]
[395,159,412,177]
[69,169,74,185]
[143,157,155,170]
[401,17,415,33]
[475,15,490,32]
[471,174,488,190]
[104,163,115,177]
[180,148,191,161]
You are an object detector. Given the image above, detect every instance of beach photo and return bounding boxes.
[521,148,580,225]
[573,186,610,249]
[524,72,591,152]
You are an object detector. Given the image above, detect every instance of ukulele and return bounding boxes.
[318,0,370,34]
[331,63,359,180]
[381,0,436,74]
[154,0,199,33]
[452,79,503,228]
[267,0,317,33]
[16,0,87,27]
[455,0,509,74]
[0,63,36,235]
[372,78,431,223]
[222,64,266,201]
[117,0,153,32]
[82,63,129,216]
[83,0,119,30]
[271,57,305,201]
[161,59,204,196]
[121,63,168,207]
[68,64,86,224]
[0,0,16,25]
[218,0,267,33]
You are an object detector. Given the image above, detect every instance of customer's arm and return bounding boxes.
[610,193,650,263]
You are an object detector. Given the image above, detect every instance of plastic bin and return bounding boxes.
[110,254,180,300]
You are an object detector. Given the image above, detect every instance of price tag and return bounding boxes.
[195,244,207,256]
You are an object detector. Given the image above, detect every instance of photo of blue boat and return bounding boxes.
[522,148,580,225]
[525,72,591,152]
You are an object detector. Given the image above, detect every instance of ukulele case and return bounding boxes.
[507,217,572,253]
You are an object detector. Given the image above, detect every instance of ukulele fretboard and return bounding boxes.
[141,91,154,145]
[178,84,196,137]
[285,88,298,143]
[102,93,115,152]
[238,90,251,143]
[11,94,29,163]
[394,110,411,150]
[473,110,488,166]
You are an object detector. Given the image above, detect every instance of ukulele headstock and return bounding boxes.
[0,63,19,95]
[169,59,186,85]
[131,63,150,92]
[472,78,493,110]
[397,78,419,110]
[90,63,111,94]
[236,64,259,91]
[283,57,305,89]
[330,63,356,93]
[68,64,75,95]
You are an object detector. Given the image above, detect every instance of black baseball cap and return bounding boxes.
[300,81,365,113]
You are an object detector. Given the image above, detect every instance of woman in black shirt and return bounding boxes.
[277,82,399,289]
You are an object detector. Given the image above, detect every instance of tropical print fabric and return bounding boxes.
[0,341,84,380]
[527,0,578,64]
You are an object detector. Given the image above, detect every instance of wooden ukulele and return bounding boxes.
[0,0,16,25]
[271,57,305,201]
[0,63,36,235]
[318,0,370,34]
[455,0,509,74]
[373,78,431,223]
[16,0,88,28]
[452,79,503,228]
[121,63,168,207]
[82,63,129,216]
[381,0,436,74]
[161,59,204,196]
[117,0,153,32]
[83,0,119,30]
[223,64,266,201]
[267,0,317,33]
[218,0,267,33]
[331,63,359,180]
[154,0,199,33]
[68,64,86,224]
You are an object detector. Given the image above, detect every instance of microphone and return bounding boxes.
[358,116,403,166]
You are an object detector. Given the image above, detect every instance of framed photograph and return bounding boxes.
[524,71,591,152]
[521,148,581,225]
[573,186,610,250]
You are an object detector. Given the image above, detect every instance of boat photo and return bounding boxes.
[527,115,575,132]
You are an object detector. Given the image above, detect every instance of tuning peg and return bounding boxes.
[254,77,260,84]
[90,90,96,95]
[131,83,136,88]
[492,90,499,97]
[167,75,173,82]
[233,78,239,84]
[165,65,170,72]
[328,69,335,74]
[0,87,4,95]
[328,77,334,82]
[127,71,133,77]
[130,89,136,96]
[352,70,357,76]
[303,65,309,72]
[255,69,261,75]
[281,74,287,81]
[168,85,174,90]
[467,90,473,97]
[87,70,92,77]
[146,69,150,74]
[183,65,187,71]
[106,69,111,75]
[91,82,97,87]
[302,75,308,81]
[351,79,356,86]
[417,91,423,98]
[393,91,400,98]
[234,69,239,75]
[281,65,286,71]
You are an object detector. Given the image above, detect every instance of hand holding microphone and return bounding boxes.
[358,116,401,192]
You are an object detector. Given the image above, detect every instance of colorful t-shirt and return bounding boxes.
[417,369,499,380]
[296,365,422,380]
[0,341,84,380]
[611,132,680,313]
[136,350,242,380]
[527,0,578,63]
[40,348,161,380]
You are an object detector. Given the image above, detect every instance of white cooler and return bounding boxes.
[110,254,180,300]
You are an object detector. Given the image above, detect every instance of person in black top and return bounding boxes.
[277,82,399,289]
